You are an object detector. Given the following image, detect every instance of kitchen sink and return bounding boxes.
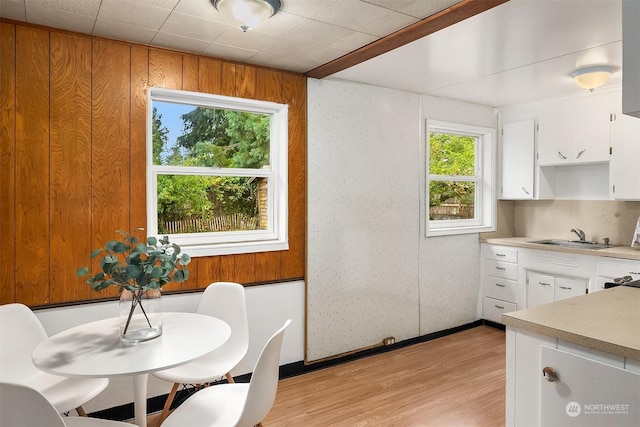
[531,239,616,250]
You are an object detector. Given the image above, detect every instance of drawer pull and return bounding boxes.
[495,283,506,287]
[496,253,506,257]
[558,286,572,290]
[495,266,506,271]
[494,305,505,310]
[539,281,551,286]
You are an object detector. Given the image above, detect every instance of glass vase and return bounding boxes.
[119,288,163,343]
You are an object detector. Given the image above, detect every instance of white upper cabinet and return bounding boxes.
[537,94,612,165]
[501,119,535,199]
[610,112,640,200]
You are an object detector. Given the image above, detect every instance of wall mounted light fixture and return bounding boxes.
[212,0,281,32]
[570,65,618,92]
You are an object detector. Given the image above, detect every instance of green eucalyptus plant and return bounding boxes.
[76,228,190,336]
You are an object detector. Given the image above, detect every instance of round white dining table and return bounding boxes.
[32,312,230,427]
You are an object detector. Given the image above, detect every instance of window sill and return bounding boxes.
[427,224,495,237]
[180,240,289,257]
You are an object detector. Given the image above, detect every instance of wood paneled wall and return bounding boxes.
[0,21,306,306]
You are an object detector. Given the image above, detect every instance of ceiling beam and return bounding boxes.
[304,0,510,79]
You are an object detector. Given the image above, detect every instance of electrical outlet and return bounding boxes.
[382,336,396,346]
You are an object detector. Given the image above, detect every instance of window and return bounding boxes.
[147,88,288,257]
[426,120,495,236]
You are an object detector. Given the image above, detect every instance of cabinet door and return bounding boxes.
[610,112,640,200]
[537,96,611,165]
[554,277,587,301]
[527,272,555,308]
[501,120,535,199]
[541,346,640,426]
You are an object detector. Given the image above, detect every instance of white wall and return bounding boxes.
[306,78,497,361]
[306,78,421,362]
[34,280,304,412]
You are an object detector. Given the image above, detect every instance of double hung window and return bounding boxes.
[147,88,288,256]
[426,120,495,236]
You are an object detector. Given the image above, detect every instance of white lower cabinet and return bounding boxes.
[526,271,588,308]
[506,328,640,427]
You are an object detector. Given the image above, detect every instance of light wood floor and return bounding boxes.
[262,325,506,427]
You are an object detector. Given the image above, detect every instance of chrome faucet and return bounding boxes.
[570,228,586,241]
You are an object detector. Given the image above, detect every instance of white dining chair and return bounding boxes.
[0,303,109,416]
[153,282,249,424]
[0,382,135,427]
[161,319,291,427]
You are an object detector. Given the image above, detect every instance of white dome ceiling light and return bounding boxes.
[212,0,282,32]
[570,65,618,92]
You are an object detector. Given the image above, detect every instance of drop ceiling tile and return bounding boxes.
[93,19,158,44]
[212,27,278,50]
[25,5,96,34]
[203,42,258,62]
[281,0,340,19]
[286,19,354,46]
[174,0,226,23]
[1,0,26,20]
[250,11,306,37]
[361,11,418,37]
[160,11,227,41]
[250,51,316,73]
[330,32,378,52]
[97,0,173,30]
[152,31,213,53]
[26,0,101,17]
[315,0,392,31]
[260,37,344,64]
[363,0,461,18]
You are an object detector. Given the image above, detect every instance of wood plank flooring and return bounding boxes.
[262,325,506,427]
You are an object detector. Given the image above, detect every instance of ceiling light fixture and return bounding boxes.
[212,0,281,32]
[570,65,618,92]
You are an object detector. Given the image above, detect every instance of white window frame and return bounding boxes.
[147,87,288,257]
[426,119,496,237]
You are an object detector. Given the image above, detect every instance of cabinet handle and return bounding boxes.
[630,271,640,275]
[494,305,505,310]
[542,366,559,382]
[558,286,572,290]
[539,281,551,286]
[496,266,506,271]
[496,253,506,257]
[558,151,567,160]
[495,283,506,287]
[521,187,530,195]
[576,149,586,159]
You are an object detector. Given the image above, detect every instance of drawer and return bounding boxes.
[597,258,640,279]
[483,297,517,324]
[483,245,517,263]
[483,275,517,302]
[484,259,518,280]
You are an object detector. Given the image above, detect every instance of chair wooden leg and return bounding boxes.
[75,406,87,417]
[225,372,235,384]
[156,383,179,427]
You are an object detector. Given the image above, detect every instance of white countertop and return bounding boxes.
[502,286,640,360]
[482,236,640,261]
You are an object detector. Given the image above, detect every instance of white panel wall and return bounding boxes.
[307,80,497,361]
[307,78,421,361]
[419,95,497,334]
[33,280,304,412]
